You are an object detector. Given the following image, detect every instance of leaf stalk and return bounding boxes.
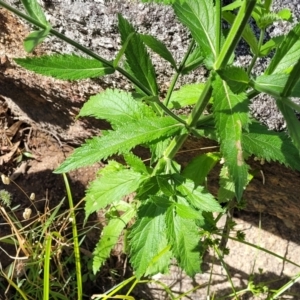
[214,0,257,70]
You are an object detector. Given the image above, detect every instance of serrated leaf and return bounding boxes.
[129,198,171,278]
[136,176,160,200]
[140,34,177,69]
[118,14,158,95]
[173,0,216,67]
[24,28,51,53]
[257,13,280,30]
[124,152,150,174]
[222,11,258,55]
[259,35,284,57]
[176,178,223,212]
[182,45,204,74]
[21,0,49,25]
[212,75,250,201]
[266,23,300,75]
[92,205,136,274]
[156,175,175,197]
[169,84,206,109]
[182,152,221,186]
[85,166,145,217]
[253,73,300,97]
[175,203,203,221]
[55,117,184,173]
[15,55,114,80]
[218,165,235,203]
[78,89,155,129]
[276,98,300,150]
[218,66,249,94]
[149,138,170,164]
[166,205,201,276]
[242,121,300,170]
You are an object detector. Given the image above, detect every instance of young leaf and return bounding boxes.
[276,98,300,150]
[54,117,184,173]
[257,13,280,30]
[212,75,250,201]
[176,178,223,212]
[266,23,300,75]
[78,89,155,129]
[169,84,206,109]
[166,204,201,276]
[253,73,300,97]
[21,0,49,26]
[92,203,136,273]
[24,28,51,53]
[118,14,158,95]
[173,0,216,67]
[242,121,300,170]
[129,198,171,278]
[182,152,221,186]
[218,66,250,94]
[124,152,150,175]
[85,165,145,218]
[149,139,170,164]
[140,34,177,69]
[15,55,114,80]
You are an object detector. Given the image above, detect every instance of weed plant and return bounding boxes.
[1,0,300,299]
[0,174,100,299]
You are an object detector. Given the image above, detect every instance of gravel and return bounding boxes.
[4,0,300,130]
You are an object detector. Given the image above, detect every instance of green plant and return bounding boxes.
[0,175,94,300]
[1,0,300,298]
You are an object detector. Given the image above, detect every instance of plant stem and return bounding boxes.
[0,0,152,96]
[154,98,187,125]
[247,29,265,75]
[215,0,222,57]
[218,200,235,252]
[163,40,195,108]
[43,234,51,300]
[214,0,257,70]
[214,244,239,300]
[163,76,213,159]
[63,173,82,300]
[269,272,300,299]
